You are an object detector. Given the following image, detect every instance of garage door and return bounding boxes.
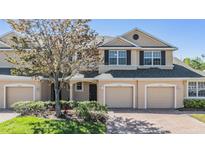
[105,87,133,108]
[6,87,33,108]
[147,87,174,108]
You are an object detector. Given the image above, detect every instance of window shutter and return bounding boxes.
[104,50,109,65]
[161,50,166,65]
[127,50,131,65]
[139,51,144,65]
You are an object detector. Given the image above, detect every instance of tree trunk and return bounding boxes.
[54,77,61,117]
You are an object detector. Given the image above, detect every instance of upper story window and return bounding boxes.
[144,51,161,66]
[188,81,205,98]
[109,50,127,65]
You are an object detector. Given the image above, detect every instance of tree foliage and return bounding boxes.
[183,55,205,71]
[6,19,101,117]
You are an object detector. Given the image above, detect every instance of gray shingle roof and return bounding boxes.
[105,64,203,78]
[78,64,204,79]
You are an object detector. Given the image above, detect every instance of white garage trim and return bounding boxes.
[103,83,136,108]
[145,83,177,109]
[4,83,35,109]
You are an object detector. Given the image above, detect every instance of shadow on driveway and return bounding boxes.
[107,116,170,134]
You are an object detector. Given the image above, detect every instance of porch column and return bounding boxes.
[70,83,73,101]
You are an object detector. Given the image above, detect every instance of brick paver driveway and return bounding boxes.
[107,109,205,134]
[0,109,19,123]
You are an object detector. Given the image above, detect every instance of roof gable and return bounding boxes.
[121,28,176,48]
[0,40,10,49]
[100,27,177,49]
[101,37,136,47]
[0,31,18,48]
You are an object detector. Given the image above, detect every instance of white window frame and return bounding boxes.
[75,82,84,92]
[108,50,127,65]
[144,51,161,66]
[187,81,205,98]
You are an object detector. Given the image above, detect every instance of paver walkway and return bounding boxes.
[107,109,205,134]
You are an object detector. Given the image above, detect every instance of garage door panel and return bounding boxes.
[106,87,133,108]
[147,87,174,108]
[6,87,33,108]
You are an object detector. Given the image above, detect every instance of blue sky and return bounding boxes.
[1,19,205,59]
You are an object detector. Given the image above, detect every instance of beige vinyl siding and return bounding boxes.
[103,38,133,47]
[73,82,89,101]
[0,51,15,67]
[122,30,167,47]
[99,49,174,73]
[40,80,51,101]
[61,83,70,100]
[166,50,173,66]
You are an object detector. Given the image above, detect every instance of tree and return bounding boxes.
[183,57,191,66]
[6,19,100,117]
[183,55,205,71]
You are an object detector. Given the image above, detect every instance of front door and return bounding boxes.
[89,84,97,101]
[51,83,62,101]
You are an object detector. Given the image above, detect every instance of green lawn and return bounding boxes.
[191,114,205,123]
[0,116,106,134]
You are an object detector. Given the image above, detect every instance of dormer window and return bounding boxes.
[109,50,127,65]
[144,51,161,66]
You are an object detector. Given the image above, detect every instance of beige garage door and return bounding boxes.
[147,87,174,108]
[6,87,33,108]
[105,87,133,108]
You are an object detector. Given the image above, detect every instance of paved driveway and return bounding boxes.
[107,109,205,134]
[0,110,19,123]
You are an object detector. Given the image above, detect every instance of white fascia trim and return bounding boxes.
[3,83,35,108]
[119,37,138,47]
[0,66,14,68]
[103,83,136,108]
[101,36,138,47]
[97,78,205,81]
[0,31,15,39]
[0,40,11,48]
[120,27,178,50]
[70,77,205,82]
[0,49,13,51]
[98,46,176,50]
[144,83,177,109]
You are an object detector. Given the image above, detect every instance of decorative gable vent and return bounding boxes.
[133,34,139,40]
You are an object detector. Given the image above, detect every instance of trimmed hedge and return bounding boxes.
[11,101,47,116]
[184,99,205,109]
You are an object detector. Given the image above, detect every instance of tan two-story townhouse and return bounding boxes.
[0,28,205,109]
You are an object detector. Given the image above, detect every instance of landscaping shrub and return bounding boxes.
[44,100,78,110]
[12,101,47,116]
[184,99,205,109]
[74,101,108,123]
[11,100,108,123]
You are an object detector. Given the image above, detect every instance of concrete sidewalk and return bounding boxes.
[0,110,19,123]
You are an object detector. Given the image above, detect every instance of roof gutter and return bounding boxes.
[98,46,177,50]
